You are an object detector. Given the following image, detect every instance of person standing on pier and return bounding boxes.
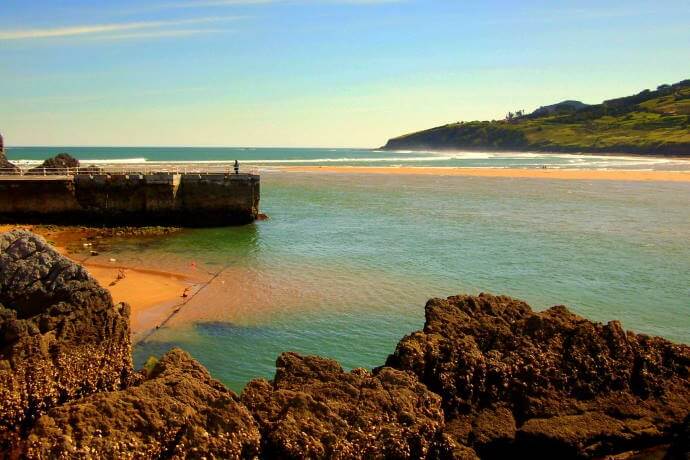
[234,160,239,174]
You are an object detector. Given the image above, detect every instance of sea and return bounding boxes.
[7,147,690,391]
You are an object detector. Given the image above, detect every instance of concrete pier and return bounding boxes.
[0,171,260,226]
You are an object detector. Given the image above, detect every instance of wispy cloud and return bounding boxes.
[169,0,274,6]
[160,0,402,9]
[92,29,225,41]
[0,16,238,41]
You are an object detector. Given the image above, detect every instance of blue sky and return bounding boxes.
[1,0,689,147]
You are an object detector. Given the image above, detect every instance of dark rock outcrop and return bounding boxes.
[0,158,19,174]
[38,153,79,170]
[668,415,690,459]
[385,293,690,458]
[24,348,261,459]
[0,152,19,175]
[0,132,20,174]
[241,352,446,459]
[27,153,79,175]
[0,230,133,450]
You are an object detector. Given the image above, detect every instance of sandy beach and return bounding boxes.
[84,262,203,338]
[277,166,690,182]
[0,224,199,336]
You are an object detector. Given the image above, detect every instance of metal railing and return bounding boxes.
[0,165,260,177]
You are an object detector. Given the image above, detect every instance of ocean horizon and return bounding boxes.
[7,146,690,171]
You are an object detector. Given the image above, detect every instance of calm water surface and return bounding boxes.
[10,147,688,391]
[71,171,690,392]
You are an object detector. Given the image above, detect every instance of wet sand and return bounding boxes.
[277,166,690,182]
[84,262,204,338]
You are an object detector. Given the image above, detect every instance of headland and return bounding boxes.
[383,79,690,156]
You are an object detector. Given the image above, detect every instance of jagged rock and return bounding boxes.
[385,293,690,459]
[0,230,133,450]
[24,348,261,459]
[241,352,446,459]
[39,153,79,169]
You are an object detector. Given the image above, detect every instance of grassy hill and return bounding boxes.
[383,80,690,156]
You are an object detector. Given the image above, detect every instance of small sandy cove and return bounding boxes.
[0,225,202,336]
[278,166,690,182]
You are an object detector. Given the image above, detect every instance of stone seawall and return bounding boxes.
[0,173,260,226]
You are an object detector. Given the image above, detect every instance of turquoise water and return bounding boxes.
[7,146,690,170]
[10,147,689,391]
[85,170,688,392]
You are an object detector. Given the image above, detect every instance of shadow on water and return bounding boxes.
[134,308,421,393]
[133,322,307,391]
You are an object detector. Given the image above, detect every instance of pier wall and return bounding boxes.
[0,173,260,226]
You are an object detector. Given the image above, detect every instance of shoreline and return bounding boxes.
[275,166,690,182]
[0,224,197,336]
[378,147,690,159]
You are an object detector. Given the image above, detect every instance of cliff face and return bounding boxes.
[385,293,690,458]
[0,231,133,450]
[1,231,688,459]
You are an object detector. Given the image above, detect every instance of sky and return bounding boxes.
[1,0,689,148]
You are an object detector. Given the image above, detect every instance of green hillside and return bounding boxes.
[383,80,690,156]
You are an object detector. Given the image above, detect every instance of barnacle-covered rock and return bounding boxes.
[0,230,133,450]
[386,293,690,458]
[242,352,446,459]
[25,348,261,459]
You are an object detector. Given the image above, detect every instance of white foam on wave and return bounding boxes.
[11,160,44,166]
[80,158,148,164]
[8,150,686,170]
[384,149,493,159]
[384,149,679,164]
[10,158,149,166]
[115,156,460,165]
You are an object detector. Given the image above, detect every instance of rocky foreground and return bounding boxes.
[0,230,688,459]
